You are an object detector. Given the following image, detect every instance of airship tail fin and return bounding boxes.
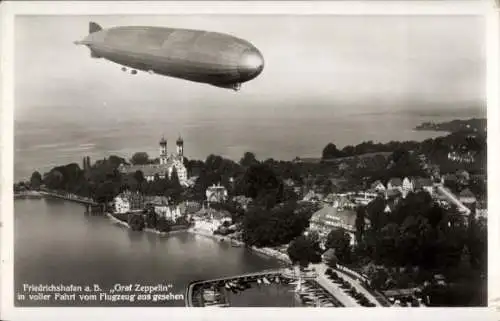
[89,22,102,34]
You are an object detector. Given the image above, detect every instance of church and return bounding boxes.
[118,136,189,186]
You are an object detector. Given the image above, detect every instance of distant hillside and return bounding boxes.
[414,118,486,134]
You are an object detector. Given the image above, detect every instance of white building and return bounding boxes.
[155,205,183,222]
[114,195,130,214]
[193,210,231,233]
[352,191,378,206]
[309,206,365,246]
[118,136,188,186]
[206,183,228,203]
[370,180,386,193]
[113,191,145,214]
[401,177,414,197]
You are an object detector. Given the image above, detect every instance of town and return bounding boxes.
[14,118,487,307]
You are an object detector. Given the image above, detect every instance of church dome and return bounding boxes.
[176,136,184,145]
[159,136,167,145]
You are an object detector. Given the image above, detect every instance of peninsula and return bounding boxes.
[414,118,486,134]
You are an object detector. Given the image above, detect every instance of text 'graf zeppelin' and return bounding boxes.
[17,283,185,303]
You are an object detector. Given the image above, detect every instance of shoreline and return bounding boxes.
[14,194,293,265]
[187,227,291,264]
[16,192,290,264]
[104,212,189,236]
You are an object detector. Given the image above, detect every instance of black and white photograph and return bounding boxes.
[1,1,497,319]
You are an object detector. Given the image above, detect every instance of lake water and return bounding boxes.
[13,108,484,181]
[14,198,289,307]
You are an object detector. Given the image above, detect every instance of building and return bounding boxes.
[476,208,487,219]
[114,191,145,214]
[283,178,296,187]
[193,209,232,233]
[144,196,178,221]
[119,136,188,186]
[352,191,377,206]
[205,183,229,204]
[303,190,324,202]
[232,195,253,210]
[82,156,91,171]
[387,177,403,191]
[370,180,386,193]
[323,193,356,210]
[413,177,434,195]
[186,176,199,188]
[459,188,477,206]
[401,177,414,195]
[448,151,475,164]
[309,206,361,245]
[155,204,183,221]
[456,170,471,185]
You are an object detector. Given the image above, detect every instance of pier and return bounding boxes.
[38,189,99,206]
[15,189,100,207]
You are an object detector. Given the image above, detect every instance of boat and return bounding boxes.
[257,279,262,284]
[263,277,271,285]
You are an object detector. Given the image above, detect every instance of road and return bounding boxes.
[312,264,360,307]
[435,185,471,215]
[333,265,383,306]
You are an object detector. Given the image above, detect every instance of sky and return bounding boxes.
[14,15,486,124]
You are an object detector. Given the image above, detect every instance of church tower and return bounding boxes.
[159,136,168,165]
[176,135,184,158]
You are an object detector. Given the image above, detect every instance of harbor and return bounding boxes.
[186,268,344,308]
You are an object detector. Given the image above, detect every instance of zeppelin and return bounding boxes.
[74,22,265,91]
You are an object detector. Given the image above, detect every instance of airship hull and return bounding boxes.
[77,24,264,89]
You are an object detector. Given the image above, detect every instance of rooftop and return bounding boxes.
[459,188,476,199]
[388,177,403,187]
[310,206,358,229]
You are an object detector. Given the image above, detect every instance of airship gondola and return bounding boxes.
[75,22,264,91]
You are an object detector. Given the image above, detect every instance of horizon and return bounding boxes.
[13,14,487,180]
[17,116,487,178]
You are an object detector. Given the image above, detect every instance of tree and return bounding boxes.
[134,170,145,184]
[364,197,387,232]
[170,167,181,187]
[242,202,313,247]
[167,167,183,204]
[144,206,158,228]
[322,143,343,159]
[355,206,366,243]
[30,171,42,190]
[128,213,145,231]
[156,217,172,232]
[322,248,339,268]
[238,163,281,205]
[130,152,150,165]
[43,170,64,190]
[94,180,116,203]
[108,155,126,168]
[287,235,321,267]
[325,229,352,264]
[239,152,259,167]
